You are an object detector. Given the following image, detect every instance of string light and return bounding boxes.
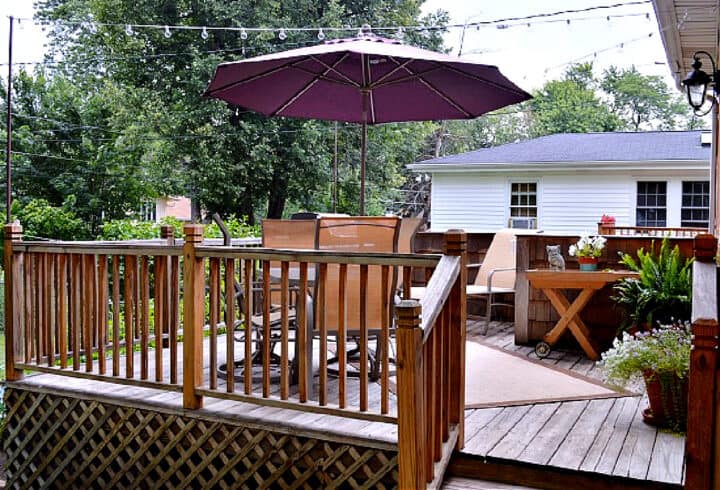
[201,26,209,40]
[278,28,287,40]
[240,28,248,40]
[317,28,325,41]
[396,26,404,39]
[125,24,134,36]
[163,25,172,38]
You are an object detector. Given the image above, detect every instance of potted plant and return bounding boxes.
[612,238,693,332]
[598,323,690,431]
[568,233,607,271]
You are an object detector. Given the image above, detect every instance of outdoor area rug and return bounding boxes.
[460,341,631,409]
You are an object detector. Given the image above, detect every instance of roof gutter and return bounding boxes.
[408,159,709,173]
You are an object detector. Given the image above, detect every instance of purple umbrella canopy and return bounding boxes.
[204,27,531,213]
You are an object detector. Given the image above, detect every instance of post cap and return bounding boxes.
[693,233,717,262]
[4,222,23,240]
[443,229,467,255]
[183,224,204,243]
[160,224,175,239]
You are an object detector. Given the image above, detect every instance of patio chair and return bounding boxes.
[395,216,423,293]
[315,216,400,380]
[411,228,521,335]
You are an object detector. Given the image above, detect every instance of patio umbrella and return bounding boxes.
[204,27,531,214]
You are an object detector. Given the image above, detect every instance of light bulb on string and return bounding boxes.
[278,28,287,40]
[396,26,404,39]
[164,25,172,38]
[201,27,209,40]
[240,28,248,40]
[125,24,134,36]
[317,28,325,41]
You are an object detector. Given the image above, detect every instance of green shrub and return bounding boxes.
[15,197,89,240]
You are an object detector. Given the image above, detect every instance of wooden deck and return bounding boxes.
[456,320,685,488]
[7,319,685,488]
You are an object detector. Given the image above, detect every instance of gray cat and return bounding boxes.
[546,245,565,271]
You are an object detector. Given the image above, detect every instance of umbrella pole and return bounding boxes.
[360,119,367,215]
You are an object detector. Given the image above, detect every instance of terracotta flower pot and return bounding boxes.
[577,256,599,271]
[642,370,688,431]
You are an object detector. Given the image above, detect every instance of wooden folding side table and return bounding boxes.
[526,269,639,360]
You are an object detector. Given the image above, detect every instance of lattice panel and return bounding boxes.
[3,388,398,489]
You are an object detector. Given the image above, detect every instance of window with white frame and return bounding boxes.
[509,182,537,228]
[681,181,710,228]
[636,181,666,227]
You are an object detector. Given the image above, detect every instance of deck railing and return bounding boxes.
[4,223,466,489]
[597,223,706,237]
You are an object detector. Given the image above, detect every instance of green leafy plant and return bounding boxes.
[14,197,90,240]
[613,238,693,330]
[204,215,260,239]
[598,323,691,387]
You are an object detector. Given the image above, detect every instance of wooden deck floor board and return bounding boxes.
[647,430,686,484]
[613,397,659,480]
[592,396,643,475]
[463,405,533,456]
[548,397,615,470]
[488,403,560,460]
[517,400,589,465]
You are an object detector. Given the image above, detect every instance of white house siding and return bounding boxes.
[541,175,631,233]
[429,169,710,233]
[430,173,506,231]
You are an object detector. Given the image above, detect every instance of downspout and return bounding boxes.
[713,102,718,235]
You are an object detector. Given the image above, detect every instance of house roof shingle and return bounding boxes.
[416,130,710,166]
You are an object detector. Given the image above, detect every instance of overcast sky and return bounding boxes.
[1,0,676,92]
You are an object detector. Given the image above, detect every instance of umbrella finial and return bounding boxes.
[359,24,372,38]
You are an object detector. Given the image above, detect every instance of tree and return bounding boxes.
[529,63,621,137]
[601,66,690,131]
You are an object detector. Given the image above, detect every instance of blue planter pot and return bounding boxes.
[579,261,598,271]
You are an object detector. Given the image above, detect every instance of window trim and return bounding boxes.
[635,181,667,227]
[506,179,540,227]
[680,180,710,228]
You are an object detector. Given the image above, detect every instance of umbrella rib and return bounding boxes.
[306,55,361,88]
[271,54,353,116]
[204,58,308,97]
[370,58,415,87]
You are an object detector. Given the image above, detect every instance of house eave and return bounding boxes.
[407,159,709,173]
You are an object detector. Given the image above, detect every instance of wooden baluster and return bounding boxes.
[209,257,220,390]
[403,266,411,300]
[225,257,236,393]
[36,253,43,365]
[280,261,290,400]
[445,230,467,448]
[359,264,368,412]
[140,256,150,380]
[4,223,24,380]
[124,255,135,378]
[57,254,68,369]
[441,304,450,443]
[182,224,205,409]
[112,256,120,376]
[153,255,164,382]
[426,336,435,481]
[429,316,439,464]
[43,253,53,367]
[71,254,81,370]
[243,259,253,395]
[243,259,254,395]
[97,255,107,375]
[396,300,426,489]
[170,254,180,384]
[337,263,347,409]
[24,251,33,365]
[298,262,309,403]
[83,254,94,373]
[381,265,390,415]
[318,263,328,406]
[262,260,271,397]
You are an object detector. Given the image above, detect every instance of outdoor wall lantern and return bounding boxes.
[682,51,720,116]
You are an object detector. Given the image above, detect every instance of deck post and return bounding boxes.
[161,224,175,246]
[4,222,23,381]
[444,229,467,450]
[686,233,719,489]
[182,224,205,409]
[396,299,426,489]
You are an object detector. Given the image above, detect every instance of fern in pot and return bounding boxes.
[612,238,693,332]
